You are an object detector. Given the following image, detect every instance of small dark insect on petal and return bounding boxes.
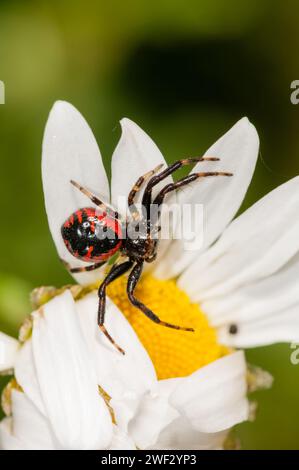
[229,324,238,335]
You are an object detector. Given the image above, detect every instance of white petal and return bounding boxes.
[179,177,299,301]
[77,293,156,395]
[76,292,157,431]
[202,252,299,328]
[109,426,136,450]
[42,101,109,284]
[0,332,19,372]
[11,390,56,449]
[127,378,186,449]
[14,340,45,415]
[150,416,228,450]
[128,389,178,449]
[111,118,173,208]
[218,303,299,348]
[0,418,30,450]
[155,117,259,279]
[207,252,299,347]
[32,290,113,449]
[169,352,248,433]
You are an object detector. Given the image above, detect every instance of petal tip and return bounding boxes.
[234,116,259,146]
[47,100,79,123]
[120,117,135,127]
[236,116,253,130]
[119,117,140,136]
[239,116,250,124]
[116,117,145,151]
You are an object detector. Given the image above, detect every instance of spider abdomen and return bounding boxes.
[61,207,123,262]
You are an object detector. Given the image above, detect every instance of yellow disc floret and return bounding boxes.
[107,274,229,380]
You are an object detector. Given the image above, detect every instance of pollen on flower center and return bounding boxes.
[107,274,229,380]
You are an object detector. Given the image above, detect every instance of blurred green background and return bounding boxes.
[0,0,299,449]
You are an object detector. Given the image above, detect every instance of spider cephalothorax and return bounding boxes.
[61,158,232,354]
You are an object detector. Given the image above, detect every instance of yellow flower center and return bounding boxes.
[107,274,229,380]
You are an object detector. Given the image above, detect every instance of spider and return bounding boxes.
[61,157,232,354]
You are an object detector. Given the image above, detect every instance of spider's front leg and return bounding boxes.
[141,157,220,212]
[127,261,194,332]
[97,260,133,355]
[150,171,233,227]
[153,171,232,207]
[127,163,164,219]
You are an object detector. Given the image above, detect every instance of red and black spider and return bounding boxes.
[61,157,232,354]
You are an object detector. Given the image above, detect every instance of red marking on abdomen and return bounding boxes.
[76,210,83,224]
[86,246,94,259]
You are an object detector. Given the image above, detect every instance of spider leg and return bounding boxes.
[70,180,120,219]
[98,260,133,355]
[151,171,233,225]
[60,258,106,273]
[127,261,194,332]
[141,157,220,211]
[128,163,164,219]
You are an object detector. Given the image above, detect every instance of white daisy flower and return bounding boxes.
[1,99,293,449]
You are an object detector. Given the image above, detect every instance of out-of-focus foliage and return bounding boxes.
[0,0,299,448]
